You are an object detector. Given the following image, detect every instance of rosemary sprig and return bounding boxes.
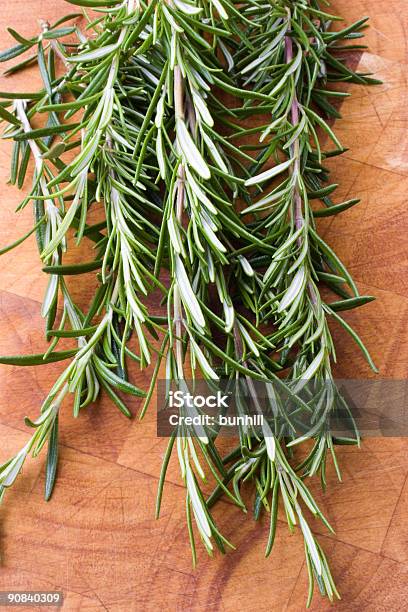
[0,0,379,605]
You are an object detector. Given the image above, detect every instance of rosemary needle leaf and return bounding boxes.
[0,104,20,125]
[42,259,104,275]
[0,349,78,366]
[65,0,119,6]
[313,198,360,217]
[245,158,294,187]
[329,296,375,312]
[44,415,59,501]
[0,43,31,63]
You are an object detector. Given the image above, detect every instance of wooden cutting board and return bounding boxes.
[0,1,407,610]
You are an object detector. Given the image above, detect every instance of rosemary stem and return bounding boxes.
[15,100,51,191]
[233,321,264,416]
[174,64,186,379]
[14,99,60,270]
[284,26,317,308]
[39,19,70,68]
[174,65,184,121]
[284,30,303,235]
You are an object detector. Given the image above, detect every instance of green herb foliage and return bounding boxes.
[0,1,378,604]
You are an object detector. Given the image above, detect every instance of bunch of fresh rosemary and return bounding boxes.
[0,0,378,605]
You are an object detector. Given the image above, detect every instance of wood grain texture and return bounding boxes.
[0,1,407,610]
